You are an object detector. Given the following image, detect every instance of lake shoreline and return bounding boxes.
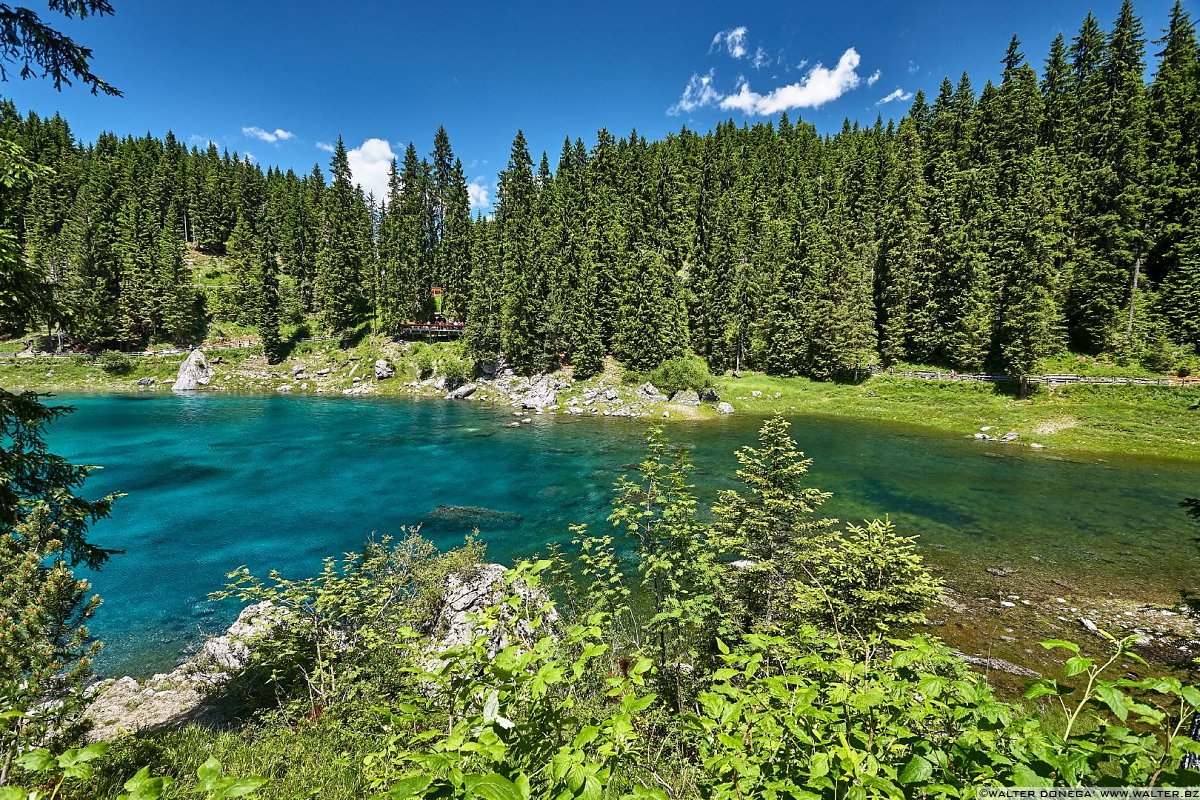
[4,341,1199,463]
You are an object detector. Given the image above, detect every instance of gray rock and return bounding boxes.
[521,376,558,409]
[1000,431,1019,442]
[700,387,720,402]
[957,653,1039,678]
[636,382,668,402]
[291,364,305,375]
[670,388,701,406]
[446,383,477,400]
[602,387,620,401]
[716,401,735,415]
[1080,617,1099,633]
[374,359,395,379]
[84,602,285,741]
[730,559,758,570]
[431,564,557,659]
[137,377,156,387]
[171,350,214,392]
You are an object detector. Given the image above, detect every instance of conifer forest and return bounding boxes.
[4,0,1198,381]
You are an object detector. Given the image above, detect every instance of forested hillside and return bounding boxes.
[3,0,1198,380]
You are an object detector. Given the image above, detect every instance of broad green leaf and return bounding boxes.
[466,773,523,800]
[1095,684,1131,722]
[197,757,223,789]
[1063,656,1093,677]
[898,754,933,785]
[220,777,269,797]
[1012,764,1053,787]
[1039,639,1080,655]
[15,748,54,773]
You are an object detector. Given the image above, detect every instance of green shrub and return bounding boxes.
[648,355,712,395]
[412,346,434,379]
[97,350,133,375]
[440,354,471,386]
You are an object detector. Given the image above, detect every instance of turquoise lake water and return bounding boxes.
[41,393,1200,676]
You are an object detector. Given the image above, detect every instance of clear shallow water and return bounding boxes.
[41,393,1200,676]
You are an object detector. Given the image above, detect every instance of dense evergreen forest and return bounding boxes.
[3,0,1198,381]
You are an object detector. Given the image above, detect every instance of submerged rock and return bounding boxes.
[957,653,1039,678]
[447,383,477,400]
[171,349,213,392]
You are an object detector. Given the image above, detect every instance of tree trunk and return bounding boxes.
[1125,254,1142,343]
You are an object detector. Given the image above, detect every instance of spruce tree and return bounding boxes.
[314,138,362,334]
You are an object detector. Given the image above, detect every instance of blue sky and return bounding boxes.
[1,0,1187,211]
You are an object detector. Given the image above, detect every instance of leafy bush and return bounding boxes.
[648,355,713,395]
[440,353,471,387]
[97,350,132,375]
[411,345,434,379]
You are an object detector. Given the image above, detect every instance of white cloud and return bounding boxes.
[346,138,396,200]
[867,69,881,87]
[188,134,217,148]
[720,47,863,115]
[315,141,334,153]
[876,87,913,105]
[669,69,722,115]
[907,60,920,74]
[752,47,771,69]
[467,179,491,211]
[242,126,295,144]
[711,26,748,59]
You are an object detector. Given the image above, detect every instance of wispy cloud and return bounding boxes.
[876,87,913,105]
[188,134,218,149]
[711,26,748,59]
[346,138,396,199]
[752,46,771,69]
[907,60,920,74]
[467,178,491,211]
[669,69,722,115]
[315,141,335,153]
[867,69,881,87]
[720,48,864,115]
[242,126,295,144]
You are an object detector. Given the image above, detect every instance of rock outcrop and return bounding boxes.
[84,602,284,741]
[171,349,213,392]
[432,564,557,657]
[375,359,395,379]
[636,382,668,402]
[520,375,561,409]
[670,388,701,406]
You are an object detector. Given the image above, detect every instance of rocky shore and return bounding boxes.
[84,563,550,742]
